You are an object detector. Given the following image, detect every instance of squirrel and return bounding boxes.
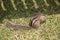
[29,13,47,29]
[5,13,47,30]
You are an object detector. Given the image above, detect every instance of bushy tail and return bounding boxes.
[5,20,31,30]
[5,20,15,27]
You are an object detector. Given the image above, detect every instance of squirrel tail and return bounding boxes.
[5,20,31,30]
[5,20,15,27]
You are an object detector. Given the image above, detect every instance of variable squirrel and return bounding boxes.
[5,13,47,30]
[29,13,47,29]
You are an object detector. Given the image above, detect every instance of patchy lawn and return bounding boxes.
[0,14,60,40]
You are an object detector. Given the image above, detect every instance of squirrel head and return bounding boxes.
[38,13,47,22]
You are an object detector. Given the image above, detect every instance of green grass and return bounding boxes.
[0,14,60,40]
